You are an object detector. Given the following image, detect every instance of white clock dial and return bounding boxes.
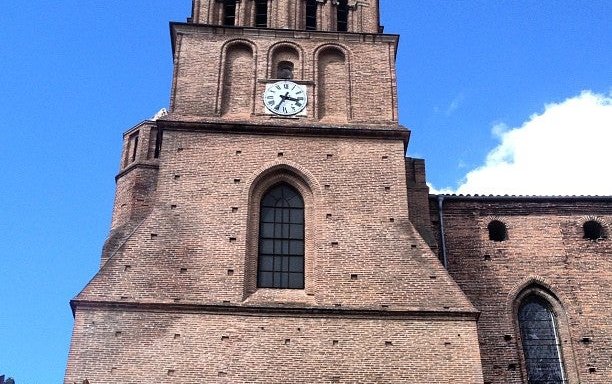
[263,81,308,116]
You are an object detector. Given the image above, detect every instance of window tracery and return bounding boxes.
[518,295,567,384]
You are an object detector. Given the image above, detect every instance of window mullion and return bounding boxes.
[258,183,305,289]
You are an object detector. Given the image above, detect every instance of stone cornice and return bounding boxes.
[71,299,480,321]
[155,119,410,144]
[170,22,400,55]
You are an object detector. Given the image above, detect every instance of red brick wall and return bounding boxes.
[405,158,437,251]
[169,24,399,127]
[112,123,159,225]
[78,130,475,312]
[66,308,483,383]
[66,2,488,382]
[431,197,612,384]
[67,127,484,383]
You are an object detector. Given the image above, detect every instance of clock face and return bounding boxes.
[263,81,308,116]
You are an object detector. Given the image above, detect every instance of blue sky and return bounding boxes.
[0,1,610,382]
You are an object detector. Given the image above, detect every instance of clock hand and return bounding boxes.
[274,92,290,110]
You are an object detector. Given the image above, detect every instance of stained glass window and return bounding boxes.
[518,295,567,384]
[258,183,305,289]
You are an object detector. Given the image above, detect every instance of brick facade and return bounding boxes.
[169,24,399,126]
[67,308,483,383]
[191,0,380,33]
[428,196,612,384]
[65,1,611,383]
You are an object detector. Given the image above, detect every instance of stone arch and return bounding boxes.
[268,42,304,80]
[243,162,320,299]
[581,216,608,241]
[219,40,257,117]
[315,44,351,122]
[508,277,557,306]
[246,160,321,193]
[509,279,564,315]
[507,279,580,384]
[506,277,573,325]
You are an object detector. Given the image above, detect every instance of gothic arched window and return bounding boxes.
[258,183,305,289]
[306,0,317,30]
[518,295,566,384]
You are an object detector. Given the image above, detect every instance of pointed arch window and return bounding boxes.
[255,0,268,27]
[306,0,318,30]
[518,295,567,384]
[223,0,237,26]
[258,183,305,289]
[336,0,349,32]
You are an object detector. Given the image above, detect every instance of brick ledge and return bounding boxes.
[71,299,479,321]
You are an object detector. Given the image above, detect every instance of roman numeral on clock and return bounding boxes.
[264,81,307,116]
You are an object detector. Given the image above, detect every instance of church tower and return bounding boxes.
[65,1,485,382]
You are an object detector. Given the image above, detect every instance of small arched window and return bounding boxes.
[336,0,349,31]
[223,0,237,26]
[305,0,318,30]
[488,220,508,242]
[254,0,268,27]
[258,183,305,289]
[583,220,605,241]
[518,295,566,383]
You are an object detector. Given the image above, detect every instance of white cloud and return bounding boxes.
[428,183,455,195]
[438,91,612,196]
